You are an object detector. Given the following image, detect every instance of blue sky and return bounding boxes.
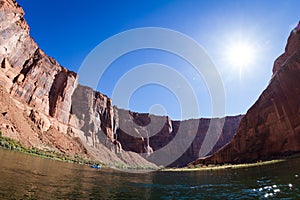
[18,0,300,120]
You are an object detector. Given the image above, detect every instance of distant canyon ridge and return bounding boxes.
[0,0,299,169]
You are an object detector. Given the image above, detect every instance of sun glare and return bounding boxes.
[227,42,255,69]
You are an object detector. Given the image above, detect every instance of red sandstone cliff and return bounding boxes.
[117,113,242,167]
[0,0,76,125]
[0,0,158,169]
[0,0,85,156]
[192,23,300,166]
[70,85,242,167]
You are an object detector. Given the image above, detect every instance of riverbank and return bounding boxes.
[161,159,294,172]
[0,132,157,171]
[0,131,103,166]
[1,131,298,172]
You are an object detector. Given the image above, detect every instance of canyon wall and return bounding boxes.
[0,0,159,169]
[70,84,243,167]
[0,0,76,125]
[5,0,295,169]
[116,113,242,167]
[193,23,300,166]
[0,0,86,157]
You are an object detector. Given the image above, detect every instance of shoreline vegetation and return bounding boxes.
[0,131,155,170]
[0,131,103,166]
[162,153,300,172]
[1,131,298,172]
[161,160,286,172]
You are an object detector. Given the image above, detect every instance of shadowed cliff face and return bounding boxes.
[193,23,300,166]
[70,85,243,167]
[168,116,243,167]
[70,85,121,152]
[116,114,243,167]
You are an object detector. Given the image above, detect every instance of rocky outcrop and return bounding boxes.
[193,23,300,166]
[117,110,171,155]
[273,22,300,73]
[10,49,78,124]
[70,85,243,167]
[70,85,158,168]
[0,85,88,157]
[0,0,77,125]
[116,113,242,167]
[169,116,243,167]
[0,0,36,72]
[70,85,121,152]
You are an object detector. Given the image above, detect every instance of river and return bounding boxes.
[0,149,299,199]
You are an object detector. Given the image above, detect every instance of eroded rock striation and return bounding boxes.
[0,0,76,125]
[116,113,243,167]
[70,85,243,167]
[0,0,158,168]
[0,0,88,160]
[193,23,300,166]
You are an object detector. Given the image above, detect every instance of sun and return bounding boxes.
[227,42,255,70]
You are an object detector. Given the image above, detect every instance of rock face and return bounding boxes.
[70,85,121,153]
[0,0,159,169]
[0,0,77,125]
[0,84,88,157]
[11,49,78,124]
[169,116,243,167]
[70,85,242,167]
[0,0,87,159]
[193,23,300,166]
[117,113,243,167]
[70,85,159,168]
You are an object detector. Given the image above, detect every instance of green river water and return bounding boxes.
[0,149,299,199]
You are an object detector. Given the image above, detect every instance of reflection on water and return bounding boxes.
[0,149,299,199]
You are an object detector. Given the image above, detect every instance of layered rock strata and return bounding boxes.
[0,0,158,168]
